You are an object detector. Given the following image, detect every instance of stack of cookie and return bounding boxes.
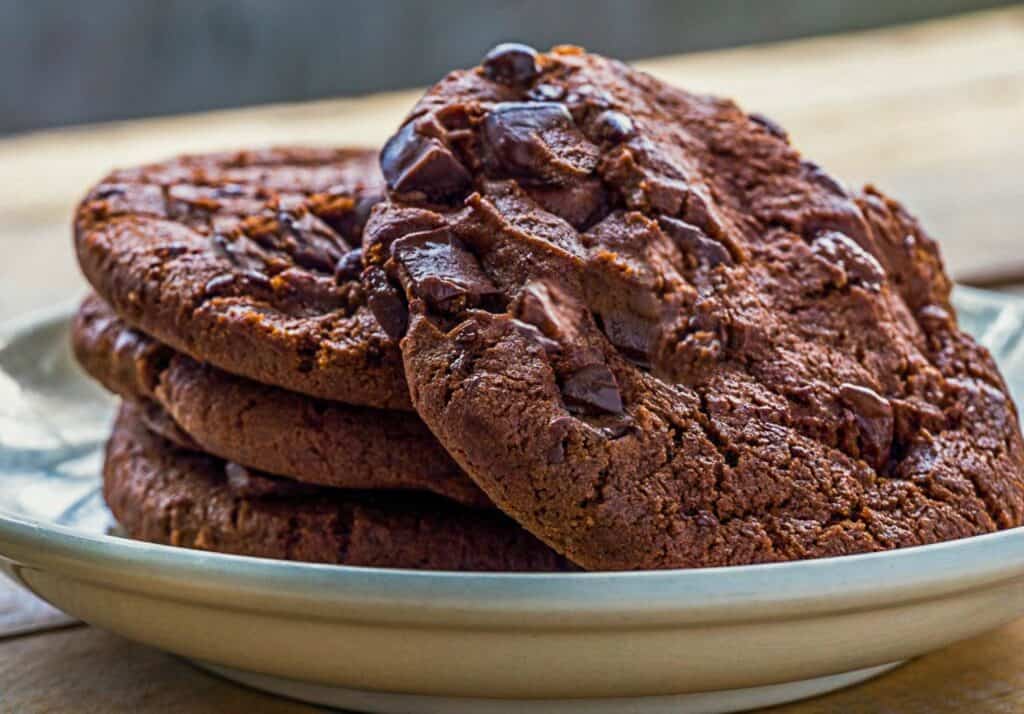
[74,44,1024,572]
[72,147,570,570]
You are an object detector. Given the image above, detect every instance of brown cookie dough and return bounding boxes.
[103,403,570,570]
[74,147,412,410]
[73,294,489,508]
[364,45,1024,570]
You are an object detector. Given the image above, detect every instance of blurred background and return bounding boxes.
[0,0,1017,135]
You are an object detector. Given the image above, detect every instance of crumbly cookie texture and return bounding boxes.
[74,147,412,409]
[364,44,1024,570]
[74,294,490,508]
[104,403,570,571]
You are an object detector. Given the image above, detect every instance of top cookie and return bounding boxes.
[365,45,1024,570]
[75,147,410,409]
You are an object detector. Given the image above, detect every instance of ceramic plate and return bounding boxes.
[2,288,1024,714]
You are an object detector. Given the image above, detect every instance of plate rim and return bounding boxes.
[2,289,1024,629]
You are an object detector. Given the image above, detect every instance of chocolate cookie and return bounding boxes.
[74,294,489,508]
[365,45,1024,570]
[104,403,569,570]
[74,147,411,410]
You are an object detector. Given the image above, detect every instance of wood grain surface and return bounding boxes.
[1,7,1023,713]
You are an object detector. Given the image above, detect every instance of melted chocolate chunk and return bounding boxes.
[594,110,636,143]
[482,43,540,85]
[561,364,624,415]
[839,383,894,469]
[364,265,408,340]
[391,228,498,311]
[334,248,364,283]
[658,216,732,268]
[483,102,599,183]
[380,121,471,201]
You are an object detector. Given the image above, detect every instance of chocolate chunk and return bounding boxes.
[391,228,498,310]
[812,231,885,289]
[917,304,953,331]
[527,177,606,229]
[516,281,578,344]
[203,270,272,299]
[658,216,732,268]
[340,192,384,241]
[528,83,566,102]
[507,317,561,356]
[595,111,636,143]
[597,313,653,365]
[482,43,540,85]
[748,112,788,140]
[802,160,848,197]
[215,183,247,198]
[483,102,599,182]
[839,383,894,469]
[546,415,574,464]
[93,184,127,199]
[334,248,364,283]
[561,364,624,415]
[364,266,408,340]
[380,121,471,201]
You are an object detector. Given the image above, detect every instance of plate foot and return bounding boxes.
[193,660,904,713]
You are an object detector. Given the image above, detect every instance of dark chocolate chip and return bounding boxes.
[364,266,409,340]
[565,84,613,111]
[546,415,574,464]
[917,304,953,331]
[516,281,576,344]
[802,160,848,196]
[508,317,561,356]
[748,112,788,140]
[812,231,884,289]
[391,228,498,310]
[155,242,189,259]
[334,248,364,283]
[380,121,472,201]
[595,110,635,143]
[597,313,653,365]
[202,270,271,298]
[528,83,566,102]
[683,189,727,240]
[658,216,732,268]
[94,184,126,199]
[561,364,624,415]
[342,192,384,240]
[527,177,606,229]
[839,382,893,470]
[482,43,540,85]
[215,183,247,198]
[483,102,598,181]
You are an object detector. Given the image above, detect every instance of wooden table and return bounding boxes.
[1,7,1023,711]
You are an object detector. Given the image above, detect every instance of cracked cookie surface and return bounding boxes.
[75,294,489,508]
[104,403,568,570]
[75,147,411,409]
[365,45,1024,570]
